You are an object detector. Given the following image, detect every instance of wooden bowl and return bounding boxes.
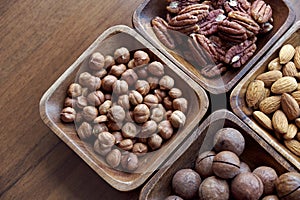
[231,21,300,171]
[39,25,209,191]
[139,110,297,200]
[133,0,295,94]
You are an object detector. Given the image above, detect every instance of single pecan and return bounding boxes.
[223,0,251,14]
[200,63,228,78]
[169,13,199,27]
[198,9,225,36]
[218,19,248,43]
[166,0,199,14]
[151,17,176,49]
[178,4,210,21]
[251,0,272,24]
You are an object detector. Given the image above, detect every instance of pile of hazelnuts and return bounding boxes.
[60,46,188,172]
[166,128,300,200]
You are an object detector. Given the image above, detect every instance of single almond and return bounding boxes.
[284,139,300,156]
[256,70,282,87]
[294,46,300,69]
[279,44,295,64]
[259,96,281,115]
[295,118,300,128]
[253,111,273,130]
[283,124,298,140]
[271,76,298,94]
[283,61,297,77]
[272,110,288,134]
[291,91,300,105]
[281,93,300,121]
[268,57,282,71]
[246,80,265,108]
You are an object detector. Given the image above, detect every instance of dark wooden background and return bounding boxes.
[0,0,299,199]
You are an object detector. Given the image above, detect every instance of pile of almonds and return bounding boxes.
[245,44,300,157]
[60,47,189,172]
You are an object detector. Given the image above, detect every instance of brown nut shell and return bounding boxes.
[253,166,278,195]
[275,172,300,200]
[195,150,216,178]
[212,151,240,179]
[198,176,229,200]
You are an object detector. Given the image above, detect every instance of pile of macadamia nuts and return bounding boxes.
[165,128,300,200]
[60,47,189,172]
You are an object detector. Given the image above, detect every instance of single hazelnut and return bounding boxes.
[262,195,279,200]
[213,128,245,156]
[118,138,134,151]
[147,76,159,90]
[76,96,88,109]
[239,161,251,174]
[92,123,108,136]
[195,151,216,178]
[136,67,148,79]
[169,110,186,128]
[117,95,130,110]
[112,80,128,96]
[158,120,173,140]
[64,97,77,108]
[148,133,163,150]
[82,75,101,91]
[148,61,164,77]
[99,100,112,115]
[129,90,143,105]
[97,131,115,149]
[93,115,108,124]
[140,120,158,138]
[151,106,166,123]
[107,120,123,131]
[163,96,173,110]
[134,50,150,67]
[172,169,201,199]
[112,131,123,144]
[133,104,150,123]
[275,172,300,200]
[109,64,127,77]
[60,107,76,122]
[106,149,121,168]
[89,52,105,70]
[94,139,111,156]
[159,75,174,90]
[253,166,278,195]
[127,59,135,69]
[78,72,92,86]
[173,98,188,113]
[82,106,98,121]
[67,83,82,98]
[135,80,150,96]
[114,47,130,64]
[198,176,229,200]
[121,69,138,86]
[212,151,240,179]
[93,69,107,78]
[121,152,139,172]
[87,91,105,106]
[122,122,137,139]
[144,94,159,108]
[132,143,148,156]
[107,105,125,123]
[154,89,167,103]
[77,121,92,139]
[231,172,264,200]
[101,75,118,92]
[104,55,115,69]
[164,196,183,200]
[169,88,182,99]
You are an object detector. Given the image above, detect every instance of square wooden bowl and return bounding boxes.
[133,0,295,94]
[230,21,300,171]
[139,110,297,199]
[39,25,209,191]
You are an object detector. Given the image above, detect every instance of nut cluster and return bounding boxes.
[60,47,188,172]
[245,44,300,157]
[151,0,274,78]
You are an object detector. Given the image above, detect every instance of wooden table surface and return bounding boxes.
[0,1,299,199]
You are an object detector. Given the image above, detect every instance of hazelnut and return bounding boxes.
[154,89,167,102]
[97,131,115,149]
[92,123,108,136]
[78,72,92,87]
[144,94,159,108]
[148,134,163,150]
[118,139,134,151]
[125,111,134,122]
[106,149,121,168]
[64,97,77,108]
[93,115,108,123]
[114,47,130,64]
[212,151,240,179]
[99,100,112,115]
[122,122,137,139]
[101,75,118,92]
[213,128,245,156]
[151,105,166,123]
[76,96,88,109]
[84,75,101,91]
[169,110,186,128]
[129,90,143,105]
[253,166,278,195]
[127,59,135,69]
[121,152,139,172]
[136,67,148,79]
[87,91,105,106]
[112,131,123,144]
[134,50,150,67]
[112,80,128,95]
[107,105,125,123]
[164,196,183,200]
[133,104,150,123]
[93,69,107,78]
[195,151,216,178]
[198,176,229,200]
[121,69,138,86]
[159,75,174,90]
[140,120,158,138]
[135,80,150,96]
[132,143,148,156]
[67,83,82,98]
[81,87,89,97]
[239,161,251,174]
[169,88,182,99]
[109,64,127,77]
[173,98,188,113]
[60,107,76,122]
[94,139,111,156]
[147,76,159,90]
[158,120,173,140]
[107,121,123,131]
[262,195,279,200]
[77,122,92,139]
[231,172,264,200]
[89,52,105,70]
[148,61,164,77]
[117,95,130,110]
[82,106,98,121]
[172,169,201,199]
[104,55,115,69]
[275,172,300,200]
[138,137,148,144]
[163,96,173,110]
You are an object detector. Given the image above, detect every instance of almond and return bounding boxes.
[291,91,300,105]
[256,70,282,87]
[259,96,281,115]
[246,80,265,108]
[268,57,282,71]
[283,61,297,77]
[284,139,300,156]
[271,76,297,94]
[272,110,288,134]
[294,46,300,69]
[279,44,295,64]
[253,111,273,130]
[297,132,300,141]
[281,93,300,121]
[283,124,298,140]
[295,118,300,128]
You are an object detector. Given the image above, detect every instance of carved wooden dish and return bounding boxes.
[39,25,209,191]
[133,0,295,94]
[231,22,300,171]
[139,110,297,200]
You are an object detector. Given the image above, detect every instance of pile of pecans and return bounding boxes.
[151,0,274,78]
[60,47,188,172]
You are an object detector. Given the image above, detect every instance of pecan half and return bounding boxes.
[151,17,176,49]
[218,19,248,43]
[223,0,251,14]
[178,4,210,21]
[166,0,199,14]
[198,9,225,36]
[251,0,272,24]
[200,63,228,78]
[168,13,200,35]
